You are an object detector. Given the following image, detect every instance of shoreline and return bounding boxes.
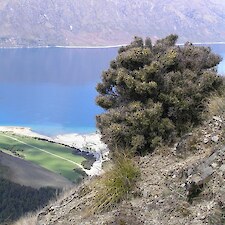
[0,41,225,49]
[0,44,126,49]
[0,126,108,176]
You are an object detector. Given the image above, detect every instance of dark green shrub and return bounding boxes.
[96,34,223,153]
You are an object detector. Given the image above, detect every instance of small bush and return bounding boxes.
[96,34,224,154]
[90,151,140,213]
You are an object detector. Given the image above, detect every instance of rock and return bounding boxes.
[203,138,209,144]
[200,166,214,180]
[142,189,149,198]
[175,133,193,156]
[211,135,219,143]
[185,153,216,202]
[219,164,225,172]
[187,167,194,176]
[197,214,206,220]
[190,174,202,185]
[211,163,218,168]
[204,151,218,165]
[213,116,223,123]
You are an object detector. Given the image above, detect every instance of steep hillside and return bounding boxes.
[16,114,225,225]
[36,118,225,224]
[0,0,225,47]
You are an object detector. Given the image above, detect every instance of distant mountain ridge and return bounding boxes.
[0,0,225,47]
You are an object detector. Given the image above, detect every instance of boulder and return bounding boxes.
[211,135,219,143]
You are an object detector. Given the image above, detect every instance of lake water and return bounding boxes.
[211,45,225,74]
[0,47,118,135]
[0,44,224,136]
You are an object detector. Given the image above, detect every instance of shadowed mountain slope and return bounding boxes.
[0,151,72,189]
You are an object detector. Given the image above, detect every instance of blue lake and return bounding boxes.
[0,45,224,136]
[0,47,118,135]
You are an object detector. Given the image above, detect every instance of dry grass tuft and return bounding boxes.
[89,150,140,214]
[206,94,225,117]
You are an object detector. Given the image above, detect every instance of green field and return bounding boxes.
[0,132,87,182]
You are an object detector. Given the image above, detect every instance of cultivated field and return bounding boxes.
[0,132,87,183]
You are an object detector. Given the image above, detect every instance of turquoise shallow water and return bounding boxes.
[0,45,224,136]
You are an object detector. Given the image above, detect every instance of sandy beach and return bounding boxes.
[0,126,108,176]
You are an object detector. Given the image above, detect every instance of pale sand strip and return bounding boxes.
[1,41,225,49]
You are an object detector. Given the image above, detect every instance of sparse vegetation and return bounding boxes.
[96,34,223,154]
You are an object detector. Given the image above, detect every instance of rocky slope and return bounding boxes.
[28,114,225,225]
[0,0,225,47]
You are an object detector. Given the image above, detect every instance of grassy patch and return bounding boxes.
[0,133,88,182]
